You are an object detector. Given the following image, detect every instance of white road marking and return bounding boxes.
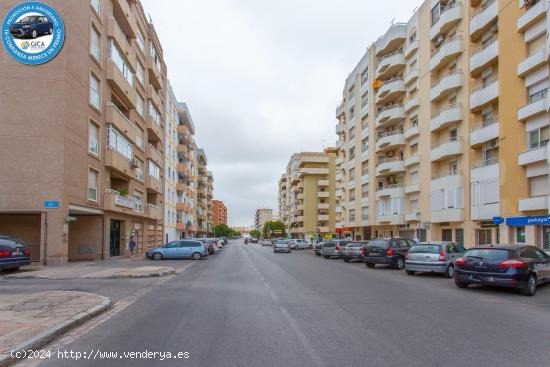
[280,306,325,367]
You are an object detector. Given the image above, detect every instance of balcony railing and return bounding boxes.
[376,183,403,191]
[471,36,498,56]
[431,35,463,56]
[432,170,463,180]
[378,50,404,62]
[431,70,464,87]
[472,76,498,92]
[431,103,462,119]
[377,157,404,165]
[377,130,404,140]
[528,88,548,103]
[431,2,463,26]
[471,116,498,131]
[432,136,463,149]
[472,157,499,169]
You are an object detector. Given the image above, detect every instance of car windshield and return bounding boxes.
[18,16,40,23]
[409,244,441,254]
[465,249,512,262]
[368,239,388,248]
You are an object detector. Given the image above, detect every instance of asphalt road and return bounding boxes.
[19,240,550,367]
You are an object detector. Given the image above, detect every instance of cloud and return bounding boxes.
[142,0,419,225]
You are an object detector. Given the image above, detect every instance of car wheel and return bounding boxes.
[324,255,329,259]
[3,267,20,273]
[152,252,163,260]
[31,29,37,38]
[405,270,415,275]
[366,262,375,268]
[454,280,468,288]
[443,264,454,278]
[344,257,350,263]
[394,257,405,270]
[315,253,321,256]
[192,252,202,260]
[520,274,537,296]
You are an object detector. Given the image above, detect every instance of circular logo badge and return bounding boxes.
[2,1,65,65]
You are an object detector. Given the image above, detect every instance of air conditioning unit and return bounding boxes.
[131,158,139,167]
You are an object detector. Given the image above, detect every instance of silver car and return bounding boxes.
[320,240,350,259]
[290,239,310,250]
[405,242,466,278]
[274,240,291,253]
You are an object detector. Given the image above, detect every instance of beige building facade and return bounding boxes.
[254,208,273,231]
[0,0,169,264]
[335,0,550,248]
[278,149,338,240]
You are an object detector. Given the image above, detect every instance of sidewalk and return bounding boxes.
[2,256,180,280]
[0,291,111,367]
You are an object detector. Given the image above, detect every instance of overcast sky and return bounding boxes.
[142,0,418,226]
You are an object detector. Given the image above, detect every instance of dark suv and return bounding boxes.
[362,238,414,270]
[0,235,31,271]
[10,15,53,39]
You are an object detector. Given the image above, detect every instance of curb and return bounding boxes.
[0,293,112,367]
[2,268,175,280]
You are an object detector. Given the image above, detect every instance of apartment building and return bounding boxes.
[164,82,179,242]
[278,149,338,240]
[194,149,214,236]
[174,102,197,239]
[254,209,273,231]
[334,0,550,249]
[207,171,214,234]
[0,0,166,264]
[212,200,228,226]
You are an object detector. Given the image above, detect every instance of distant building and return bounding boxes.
[212,200,228,226]
[254,209,273,230]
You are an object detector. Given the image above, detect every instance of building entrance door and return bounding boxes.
[541,226,550,250]
[109,220,121,257]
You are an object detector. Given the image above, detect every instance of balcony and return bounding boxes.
[375,23,407,56]
[430,36,464,72]
[375,131,405,152]
[519,49,548,78]
[470,0,498,40]
[111,0,138,38]
[404,39,419,58]
[430,3,464,40]
[405,211,420,222]
[146,144,162,167]
[470,77,498,112]
[431,138,464,162]
[470,117,499,147]
[318,226,331,233]
[145,175,162,194]
[431,171,463,191]
[360,101,369,118]
[470,37,499,76]
[517,89,549,121]
[336,101,345,117]
[105,148,132,178]
[471,160,500,220]
[318,203,330,210]
[376,213,405,225]
[335,123,345,135]
[147,115,163,142]
[107,17,136,71]
[300,167,329,176]
[430,71,464,102]
[404,68,419,86]
[431,208,464,223]
[318,215,330,221]
[106,103,137,142]
[147,84,163,112]
[376,52,406,79]
[318,179,329,187]
[106,60,136,109]
[471,203,500,220]
[471,158,499,182]
[518,145,549,166]
[147,58,163,90]
[318,191,330,199]
[430,104,463,132]
[375,105,405,128]
[376,158,406,176]
[104,189,135,215]
[361,173,369,184]
[404,154,420,167]
[177,163,191,177]
[517,0,547,33]
[405,183,420,194]
[376,185,404,199]
[404,126,419,140]
[147,203,162,220]
[404,96,419,113]
[519,196,549,212]
[375,78,406,105]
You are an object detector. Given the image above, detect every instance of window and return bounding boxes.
[90,26,101,61]
[349,167,355,181]
[411,116,418,127]
[455,229,464,246]
[89,73,100,109]
[361,206,368,221]
[136,94,144,117]
[150,43,161,71]
[349,209,356,222]
[527,126,549,150]
[89,122,99,156]
[148,160,160,180]
[442,229,452,242]
[88,168,98,202]
[135,158,144,181]
[136,62,144,86]
[134,191,143,213]
[107,125,133,160]
[431,3,441,24]
[361,138,368,152]
[110,40,133,86]
[349,188,355,201]
[361,183,368,198]
[90,0,101,15]
[476,229,492,246]
[149,103,161,125]
[136,29,145,54]
[516,227,526,243]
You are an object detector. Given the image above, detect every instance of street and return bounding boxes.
[11,240,550,367]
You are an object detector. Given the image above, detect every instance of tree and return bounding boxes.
[249,229,262,239]
[214,224,231,237]
[262,220,286,238]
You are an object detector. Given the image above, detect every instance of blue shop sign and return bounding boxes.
[506,215,550,227]
[44,200,59,209]
[492,216,504,225]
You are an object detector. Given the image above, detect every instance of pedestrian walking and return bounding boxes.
[129,235,136,257]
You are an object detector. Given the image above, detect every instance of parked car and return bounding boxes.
[274,240,291,253]
[192,238,215,254]
[250,238,259,244]
[342,242,368,262]
[314,242,323,256]
[10,15,53,39]
[147,240,208,260]
[405,242,465,277]
[0,235,31,271]
[290,239,310,250]
[454,245,550,296]
[262,240,272,247]
[363,238,414,269]
[320,240,350,259]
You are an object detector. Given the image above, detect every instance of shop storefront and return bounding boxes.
[505,215,550,250]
